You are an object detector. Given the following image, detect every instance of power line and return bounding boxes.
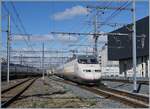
[72,2,113,51]
[99,1,131,29]
[2,3,22,33]
[2,3,35,53]
[10,2,28,35]
[2,3,39,67]
[10,2,36,52]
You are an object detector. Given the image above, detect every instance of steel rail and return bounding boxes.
[1,78,31,94]
[1,78,37,108]
[50,76,149,108]
[96,86,149,103]
[84,86,149,108]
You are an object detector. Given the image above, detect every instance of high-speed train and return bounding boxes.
[54,55,101,84]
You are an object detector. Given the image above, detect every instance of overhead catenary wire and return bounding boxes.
[69,2,113,52]
[10,2,28,37]
[81,1,113,53]
[2,2,36,53]
[10,2,36,52]
[2,3,39,67]
[51,2,130,57]
[49,2,113,58]
[99,1,131,30]
[50,4,94,55]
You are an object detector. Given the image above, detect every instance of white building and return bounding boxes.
[99,45,149,78]
[99,45,123,77]
[119,57,149,78]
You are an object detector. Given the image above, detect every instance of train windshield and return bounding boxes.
[78,59,88,64]
[78,58,98,64]
[90,59,98,64]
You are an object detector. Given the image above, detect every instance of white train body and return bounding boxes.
[55,55,101,84]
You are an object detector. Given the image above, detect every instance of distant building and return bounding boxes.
[108,16,149,78]
[99,45,122,77]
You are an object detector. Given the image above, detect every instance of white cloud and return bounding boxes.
[30,34,54,41]
[79,46,93,53]
[11,47,50,57]
[56,34,78,42]
[13,34,54,42]
[13,33,78,43]
[53,5,89,20]
[13,35,27,41]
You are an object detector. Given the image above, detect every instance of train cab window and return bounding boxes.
[78,58,98,64]
[90,59,98,64]
[78,59,88,64]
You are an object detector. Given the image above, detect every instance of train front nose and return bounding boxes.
[81,69,101,81]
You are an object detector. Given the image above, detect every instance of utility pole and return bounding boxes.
[7,15,10,83]
[93,11,98,57]
[132,0,137,93]
[20,54,22,65]
[42,43,44,80]
[149,0,150,76]
[61,49,63,64]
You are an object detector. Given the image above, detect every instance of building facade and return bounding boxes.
[108,16,149,78]
[119,56,149,77]
[99,45,122,77]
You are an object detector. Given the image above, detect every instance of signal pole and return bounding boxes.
[132,0,137,93]
[7,15,10,83]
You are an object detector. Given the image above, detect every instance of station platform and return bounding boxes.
[101,77,149,85]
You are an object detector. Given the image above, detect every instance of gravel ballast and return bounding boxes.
[8,76,132,108]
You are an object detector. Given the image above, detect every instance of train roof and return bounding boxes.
[77,55,97,59]
[65,55,96,64]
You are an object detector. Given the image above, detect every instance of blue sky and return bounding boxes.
[1,1,149,55]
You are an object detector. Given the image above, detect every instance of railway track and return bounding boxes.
[80,86,149,108]
[1,77,37,108]
[2,78,31,94]
[49,76,149,108]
